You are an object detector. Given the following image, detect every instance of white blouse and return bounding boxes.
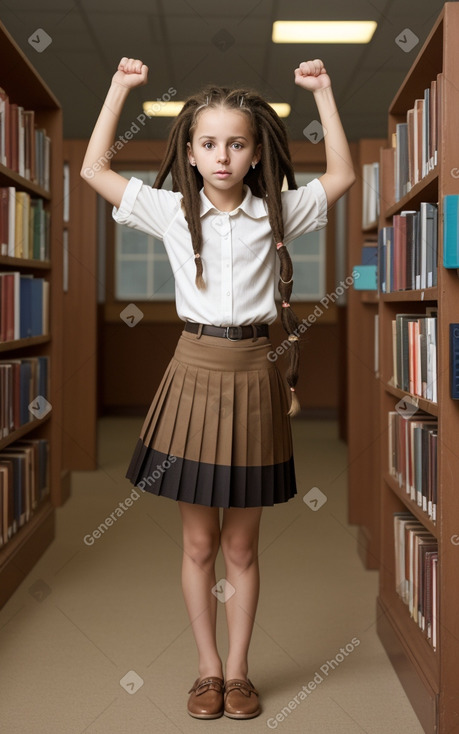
[112,176,327,326]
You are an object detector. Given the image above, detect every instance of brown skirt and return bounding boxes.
[125,329,297,507]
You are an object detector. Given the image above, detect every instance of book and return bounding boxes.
[393,512,438,650]
[0,438,49,548]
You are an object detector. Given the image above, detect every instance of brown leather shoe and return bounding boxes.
[187,676,224,719]
[224,678,260,719]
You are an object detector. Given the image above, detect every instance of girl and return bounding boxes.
[81,57,355,720]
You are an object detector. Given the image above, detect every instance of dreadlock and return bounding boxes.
[154,85,302,416]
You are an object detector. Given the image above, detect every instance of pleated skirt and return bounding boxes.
[125,329,297,507]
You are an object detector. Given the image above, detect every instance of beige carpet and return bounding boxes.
[0,417,424,733]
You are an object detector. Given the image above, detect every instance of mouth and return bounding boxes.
[215,170,231,177]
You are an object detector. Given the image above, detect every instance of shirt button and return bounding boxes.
[226,291,231,296]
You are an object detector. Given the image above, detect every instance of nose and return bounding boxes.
[216,145,229,163]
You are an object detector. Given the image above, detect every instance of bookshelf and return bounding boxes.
[0,20,67,608]
[62,141,98,471]
[374,4,459,732]
[347,138,385,570]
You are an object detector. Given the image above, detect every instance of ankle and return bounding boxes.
[198,660,223,680]
[225,663,248,681]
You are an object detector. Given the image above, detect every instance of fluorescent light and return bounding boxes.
[272,21,377,44]
[269,103,291,117]
[143,101,291,118]
[143,101,185,116]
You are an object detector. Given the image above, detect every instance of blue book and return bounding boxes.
[30,278,43,337]
[361,245,378,266]
[19,360,32,425]
[19,275,33,338]
[443,195,459,268]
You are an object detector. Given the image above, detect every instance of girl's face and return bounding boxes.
[187,107,261,208]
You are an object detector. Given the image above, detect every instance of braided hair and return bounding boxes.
[154,85,302,416]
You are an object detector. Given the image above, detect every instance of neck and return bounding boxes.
[203,182,245,212]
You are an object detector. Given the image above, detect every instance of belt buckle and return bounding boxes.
[225,326,243,341]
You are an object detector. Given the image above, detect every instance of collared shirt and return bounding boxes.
[112,176,327,326]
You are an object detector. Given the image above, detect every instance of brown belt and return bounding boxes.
[184,322,269,341]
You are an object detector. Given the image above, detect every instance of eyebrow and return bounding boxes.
[197,135,249,141]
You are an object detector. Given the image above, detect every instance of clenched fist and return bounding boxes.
[294,59,330,92]
[112,57,148,89]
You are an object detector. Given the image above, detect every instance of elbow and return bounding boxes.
[347,170,357,190]
[80,165,95,183]
[344,162,357,190]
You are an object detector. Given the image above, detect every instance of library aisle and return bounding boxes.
[0,417,423,733]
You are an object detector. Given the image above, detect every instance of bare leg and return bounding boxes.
[178,501,223,679]
[220,507,263,681]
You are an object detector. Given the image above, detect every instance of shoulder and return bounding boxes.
[281,178,328,241]
[112,176,183,237]
[281,178,327,208]
[117,176,183,213]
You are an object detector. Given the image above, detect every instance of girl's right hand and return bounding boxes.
[112,57,148,89]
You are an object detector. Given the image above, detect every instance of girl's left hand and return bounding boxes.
[294,59,331,91]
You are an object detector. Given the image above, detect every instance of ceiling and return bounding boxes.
[0,0,448,144]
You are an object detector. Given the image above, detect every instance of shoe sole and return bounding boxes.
[187,710,224,719]
[224,709,261,719]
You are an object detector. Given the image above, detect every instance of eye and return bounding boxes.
[232,142,243,150]
[203,141,214,150]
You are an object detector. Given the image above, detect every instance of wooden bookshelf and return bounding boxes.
[347,138,385,570]
[374,5,459,731]
[0,20,68,608]
[61,141,98,471]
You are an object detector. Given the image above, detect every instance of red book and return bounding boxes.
[4,273,15,341]
[0,87,10,167]
[0,187,8,254]
[9,103,18,173]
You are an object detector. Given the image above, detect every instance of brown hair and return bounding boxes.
[154,85,302,416]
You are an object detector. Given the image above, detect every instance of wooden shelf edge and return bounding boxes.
[383,472,437,537]
[0,497,52,566]
[376,596,438,733]
[381,287,437,302]
[378,584,439,678]
[384,168,438,219]
[0,255,51,269]
[0,162,51,199]
[383,383,438,416]
[0,500,55,609]
[0,412,52,451]
[0,334,51,352]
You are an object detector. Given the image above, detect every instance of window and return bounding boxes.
[115,170,326,302]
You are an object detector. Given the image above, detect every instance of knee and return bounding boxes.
[183,532,220,568]
[221,534,258,570]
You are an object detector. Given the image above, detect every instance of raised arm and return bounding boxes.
[80,57,148,208]
[294,59,356,208]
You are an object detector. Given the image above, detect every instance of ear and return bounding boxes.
[253,142,262,165]
[187,142,195,166]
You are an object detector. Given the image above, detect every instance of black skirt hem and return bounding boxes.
[125,442,297,508]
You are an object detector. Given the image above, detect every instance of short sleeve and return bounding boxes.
[281,178,328,244]
[112,176,183,239]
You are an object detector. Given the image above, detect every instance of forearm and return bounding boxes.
[313,85,355,186]
[81,82,130,178]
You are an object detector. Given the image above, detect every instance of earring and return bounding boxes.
[252,162,256,169]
